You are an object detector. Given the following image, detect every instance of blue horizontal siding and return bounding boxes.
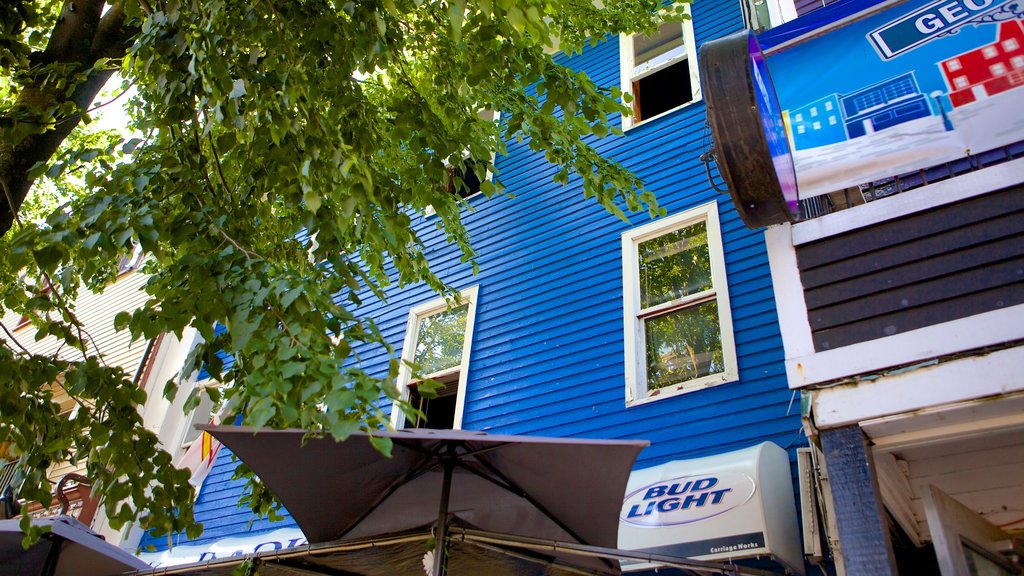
[171,0,803,552]
[139,446,299,552]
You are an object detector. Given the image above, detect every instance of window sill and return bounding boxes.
[621,95,704,132]
[625,370,737,407]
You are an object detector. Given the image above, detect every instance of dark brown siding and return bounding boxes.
[797,186,1024,351]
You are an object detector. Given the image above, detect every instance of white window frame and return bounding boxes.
[619,10,701,131]
[390,285,479,429]
[621,202,737,406]
[743,0,798,31]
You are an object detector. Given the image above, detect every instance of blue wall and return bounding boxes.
[143,0,803,553]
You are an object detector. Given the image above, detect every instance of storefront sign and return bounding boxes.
[137,527,307,568]
[621,472,755,526]
[869,0,1012,58]
[760,0,1024,198]
[618,442,802,574]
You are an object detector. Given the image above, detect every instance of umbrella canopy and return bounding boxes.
[0,515,150,576]
[199,425,649,574]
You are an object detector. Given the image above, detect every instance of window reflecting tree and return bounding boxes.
[413,304,468,376]
[636,221,724,390]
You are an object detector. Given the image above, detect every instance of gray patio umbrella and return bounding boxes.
[0,515,150,576]
[198,425,649,576]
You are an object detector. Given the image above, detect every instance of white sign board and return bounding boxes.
[138,527,307,568]
[618,442,803,574]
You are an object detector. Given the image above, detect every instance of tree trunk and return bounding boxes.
[0,0,133,236]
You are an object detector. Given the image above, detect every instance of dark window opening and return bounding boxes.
[405,371,459,429]
[446,160,483,199]
[633,60,693,122]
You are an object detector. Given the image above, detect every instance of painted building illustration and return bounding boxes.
[941,19,1024,108]
[785,93,847,149]
[786,71,930,150]
[840,71,929,138]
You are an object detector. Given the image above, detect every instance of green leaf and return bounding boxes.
[280,362,305,379]
[368,435,393,458]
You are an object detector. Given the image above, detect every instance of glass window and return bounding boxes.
[392,286,479,429]
[622,202,737,404]
[412,305,468,376]
[633,23,685,66]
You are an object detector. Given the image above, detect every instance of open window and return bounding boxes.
[619,14,701,129]
[622,202,737,404]
[424,110,499,216]
[392,286,479,429]
[446,158,485,200]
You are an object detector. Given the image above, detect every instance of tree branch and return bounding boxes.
[0,321,32,355]
[0,2,136,237]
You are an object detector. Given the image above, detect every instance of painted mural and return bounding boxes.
[765,0,1024,198]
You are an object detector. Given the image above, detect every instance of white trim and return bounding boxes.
[792,158,1024,245]
[764,224,815,360]
[808,346,1024,430]
[391,285,479,430]
[867,394,1024,453]
[770,0,798,27]
[622,201,737,406]
[619,11,701,131]
[786,303,1024,389]
[746,0,798,30]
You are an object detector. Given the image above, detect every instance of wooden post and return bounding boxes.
[819,425,899,576]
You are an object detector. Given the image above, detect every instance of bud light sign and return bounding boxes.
[621,472,756,527]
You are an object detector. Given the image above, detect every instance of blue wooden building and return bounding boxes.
[137,0,812,573]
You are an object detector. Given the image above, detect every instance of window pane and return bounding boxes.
[414,304,468,375]
[633,59,694,121]
[638,221,712,309]
[645,300,724,390]
[634,22,684,65]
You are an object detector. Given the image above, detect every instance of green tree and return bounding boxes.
[0,0,683,543]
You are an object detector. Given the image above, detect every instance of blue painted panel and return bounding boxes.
[196,323,234,380]
[139,446,299,553]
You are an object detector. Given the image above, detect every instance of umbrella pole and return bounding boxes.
[433,456,454,576]
[41,536,62,576]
